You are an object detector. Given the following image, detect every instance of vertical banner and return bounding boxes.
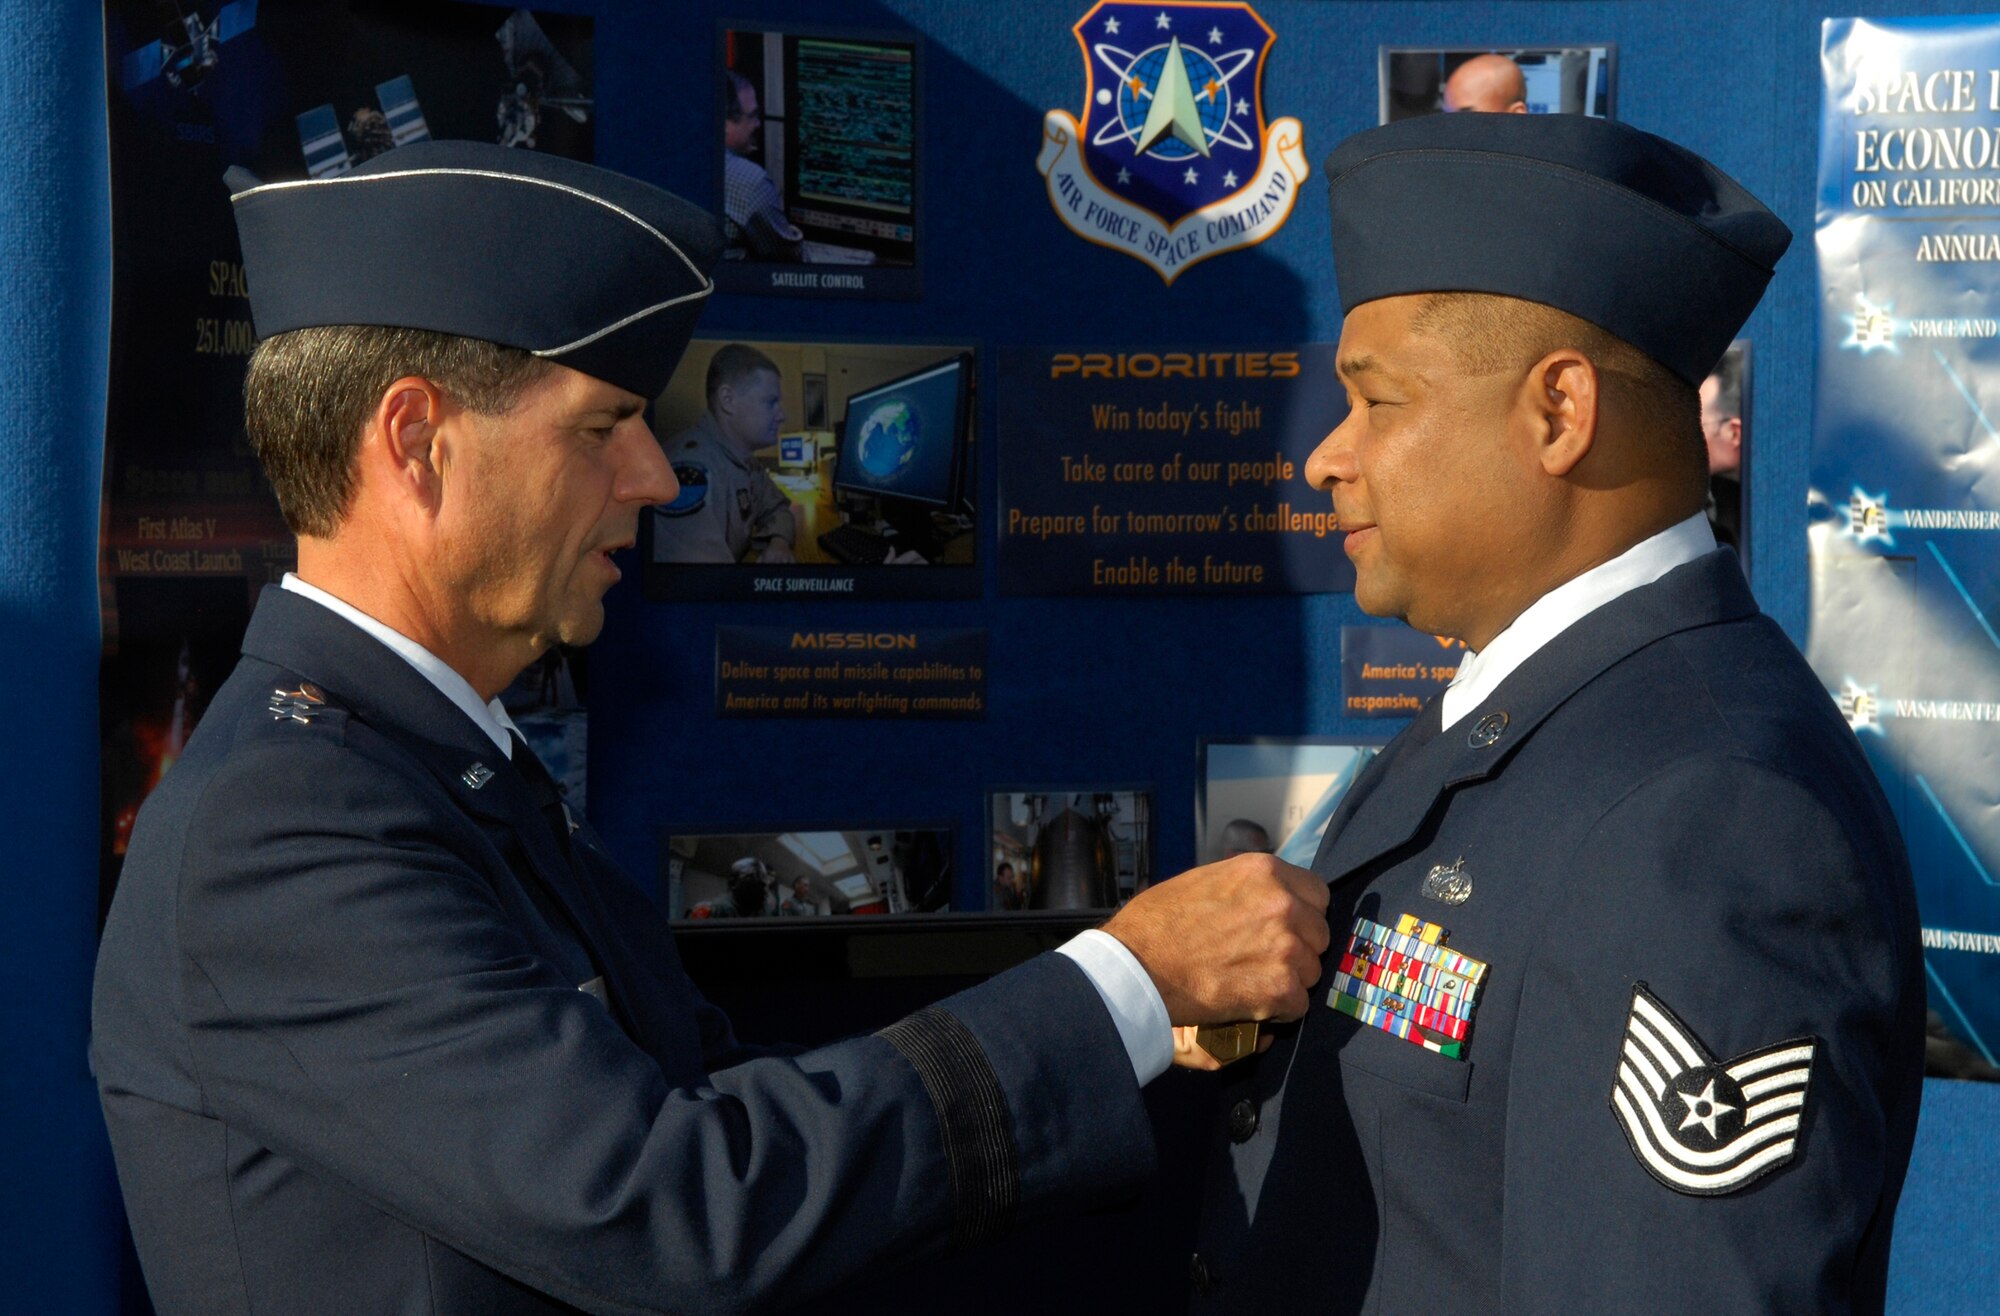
[1814,18,2000,1079]
[99,2,594,909]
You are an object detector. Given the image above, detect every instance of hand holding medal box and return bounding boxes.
[1328,913,1487,1059]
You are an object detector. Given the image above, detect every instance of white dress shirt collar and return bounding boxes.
[1440,513,1718,730]
[279,574,519,757]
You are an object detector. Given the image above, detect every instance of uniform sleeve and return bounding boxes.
[745,470,797,553]
[741,174,803,262]
[649,495,738,565]
[1498,756,1920,1311]
[173,736,1155,1316]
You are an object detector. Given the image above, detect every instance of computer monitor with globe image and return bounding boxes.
[828,353,971,561]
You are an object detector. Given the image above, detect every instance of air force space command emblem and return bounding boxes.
[1037,2,1307,282]
[1610,983,1819,1196]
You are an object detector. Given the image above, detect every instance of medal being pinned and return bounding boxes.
[1328,913,1488,1060]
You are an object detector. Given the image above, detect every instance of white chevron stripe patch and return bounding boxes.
[1607,983,1818,1197]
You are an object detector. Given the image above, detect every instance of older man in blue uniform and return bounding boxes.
[91,142,1332,1314]
[1188,114,1924,1310]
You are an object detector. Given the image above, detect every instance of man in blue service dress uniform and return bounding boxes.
[91,143,1334,1315]
[1188,114,1924,1312]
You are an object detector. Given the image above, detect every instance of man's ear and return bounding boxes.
[368,377,449,510]
[1528,349,1599,478]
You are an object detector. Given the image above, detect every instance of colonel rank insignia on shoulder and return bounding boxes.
[1328,913,1488,1059]
[1609,983,1819,1196]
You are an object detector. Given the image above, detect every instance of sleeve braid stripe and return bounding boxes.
[877,1007,1021,1247]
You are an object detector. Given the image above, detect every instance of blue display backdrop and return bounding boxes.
[1814,17,2000,1073]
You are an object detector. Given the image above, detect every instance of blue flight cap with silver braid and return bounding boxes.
[227,141,722,398]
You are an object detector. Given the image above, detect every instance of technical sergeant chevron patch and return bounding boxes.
[1609,982,1818,1196]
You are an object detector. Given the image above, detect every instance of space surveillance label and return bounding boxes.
[1037,2,1308,283]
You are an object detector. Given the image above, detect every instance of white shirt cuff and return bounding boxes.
[1055,928,1173,1085]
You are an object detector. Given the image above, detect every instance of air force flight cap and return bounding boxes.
[1323,113,1792,384]
[226,141,722,399]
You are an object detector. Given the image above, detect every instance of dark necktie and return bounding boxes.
[508,730,574,849]
[508,730,652,1044]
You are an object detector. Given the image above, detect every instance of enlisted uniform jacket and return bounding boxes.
[93,588,1153,1315]
[1191,551,1923,1313]
[652,413,797,564]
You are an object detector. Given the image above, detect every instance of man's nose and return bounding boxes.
[622,421,678,505]
[1304,415,1360,491]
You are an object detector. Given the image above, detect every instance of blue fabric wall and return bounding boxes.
[8,1,1994,1310]
[0,1,121,1309]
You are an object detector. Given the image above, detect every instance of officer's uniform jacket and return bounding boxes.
[1192,550,1924,1312]
[93,588,1153,1315]
[653,413,798,564]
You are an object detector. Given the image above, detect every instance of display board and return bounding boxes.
[59,5,2000,1315]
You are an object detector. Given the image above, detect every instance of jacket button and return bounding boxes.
[1227,1098,1260,1143]
[1190,1252,1218,1294]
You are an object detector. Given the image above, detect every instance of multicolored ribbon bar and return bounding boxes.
[1327,913,1489,1060]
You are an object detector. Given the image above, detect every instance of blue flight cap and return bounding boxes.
[227,141,722,399]
[1323,114,1791,384]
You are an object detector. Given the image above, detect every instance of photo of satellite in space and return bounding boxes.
[292,9,591,177]
[494,8,592,149]
[119,0,259,95]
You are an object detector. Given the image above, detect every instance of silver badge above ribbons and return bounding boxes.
[1608,982,1818,1197]
[1421,857,1473,906]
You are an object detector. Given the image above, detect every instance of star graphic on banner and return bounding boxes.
[1676,1078,1738,1140]
[1233,98,1249,117]
[1223,169,1238,187]
[1116,166,1131,184]
[1184,166,1199,184]
[1156,11,1172,29]
[1104,15,1120,34]
[1209,26,1224,44]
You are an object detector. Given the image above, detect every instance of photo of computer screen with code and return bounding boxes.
[716,25,920,299]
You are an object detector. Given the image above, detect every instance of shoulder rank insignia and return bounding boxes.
[268,682,326,724]
[1328,912,1487,1060]
[1609,983,1818,1196]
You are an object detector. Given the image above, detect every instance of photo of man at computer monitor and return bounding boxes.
[714,26,921,299]
[645,339,977,600]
